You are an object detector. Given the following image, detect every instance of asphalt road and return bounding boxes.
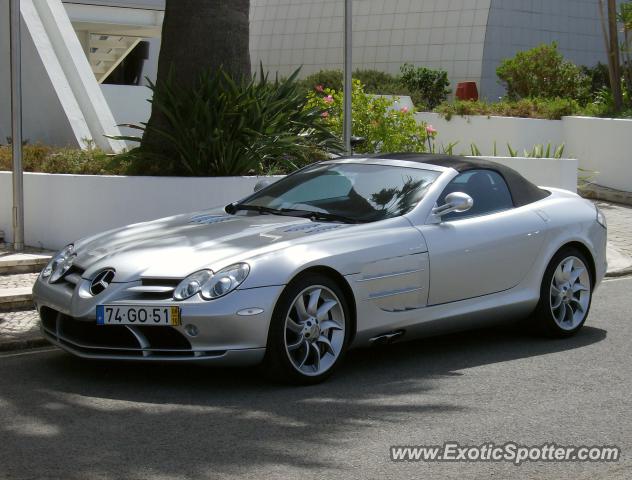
[1,277,631,480]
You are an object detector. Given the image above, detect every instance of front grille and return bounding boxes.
[55,265,85,292]
[118,278,181,301]
[39,307,223,359]
[141,278,180,288]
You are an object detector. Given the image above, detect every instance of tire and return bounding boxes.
[262,273,351,385]
[531,247,593,337]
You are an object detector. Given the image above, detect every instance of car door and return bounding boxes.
[418,169,547,305]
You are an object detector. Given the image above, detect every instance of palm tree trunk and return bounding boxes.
[142,0,251,155]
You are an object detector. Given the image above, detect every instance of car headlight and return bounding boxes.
[596,205,607,229]
[201,263,250,300]
[173,263,250,301]
[173,270,213,300]
[41,244,76,283]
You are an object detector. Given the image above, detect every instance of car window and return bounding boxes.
[437,169,514,221]
[273,172,353,204]
[242,163,440,223]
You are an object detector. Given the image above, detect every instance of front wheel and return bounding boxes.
[262,274,351,385]
[532,248,593,337]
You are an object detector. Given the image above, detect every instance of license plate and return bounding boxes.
[96,305,181,326]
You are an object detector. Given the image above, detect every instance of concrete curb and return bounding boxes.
[605,267,632,278]
[580,184,632,207]
[0,337,49,352]
[605,243,632,278]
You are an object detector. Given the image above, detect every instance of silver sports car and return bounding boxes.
[33,154,607,384]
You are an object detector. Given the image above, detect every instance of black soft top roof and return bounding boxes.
[372,153,550,207]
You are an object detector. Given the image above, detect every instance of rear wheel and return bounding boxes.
[262,273,350,385]
[532,248,593,337]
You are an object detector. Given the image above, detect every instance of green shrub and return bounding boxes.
[306,80,429,153]
[436,97,583,120]
[300,66,452,109]
[299,69,343,93]
[581,63,611,97]
[399,63,451,109]
[122,66,343,176]
[496,43,590,103]
[0,143,127,174]
[353,69,407,95]
[299,69,408,96]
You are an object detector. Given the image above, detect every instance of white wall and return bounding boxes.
[0,158,576,250]
[417,112,564,157]
[0,173,281,250]
[416,112,632,193]
[101,84,152,142]
[563,116,632,193]
[0,1,79,147]
[478,156,578,193]
[0,0,125,151]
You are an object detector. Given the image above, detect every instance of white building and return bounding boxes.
[0,0,613,150]
[251,0,609,101]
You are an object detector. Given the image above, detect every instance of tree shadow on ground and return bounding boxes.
[0,325,606,479]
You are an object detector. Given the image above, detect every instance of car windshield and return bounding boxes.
[237,162,440,223]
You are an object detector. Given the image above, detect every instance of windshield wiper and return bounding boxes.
[278,209,361,224]
[225,203,287,216]
[226,204,360,224]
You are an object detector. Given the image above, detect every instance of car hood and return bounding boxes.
[73,209,356,281]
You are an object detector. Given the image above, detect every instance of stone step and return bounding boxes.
[0,272,38,311]
[0,247,52,274]
[0,287,34,311]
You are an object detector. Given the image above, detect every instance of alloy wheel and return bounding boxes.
[284,285,346,376]
[549,256,591,331]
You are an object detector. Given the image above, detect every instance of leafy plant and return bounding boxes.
[299,65,451,110]
[620,2,632,102]
[354,69,407,96]
[581,63,612,97]
[299,69,344,94]
[441,141,459,155]
[589,82,632,117]
[507,144,518,157]
[120,66,343,176]
[463,142,566,159]
[522,143,566,159]
[299,69,407,96]
[496,43,590,103]
[399,63,451,109]
[0,144,127,174]
[470,143,481,156]
[306,80,429,154]
[436,98,584,120]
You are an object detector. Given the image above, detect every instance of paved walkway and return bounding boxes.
[0,201,631,352]
[0,309,41,351]
[594,201,632,274]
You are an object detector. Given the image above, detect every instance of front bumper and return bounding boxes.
[33,277,284,364]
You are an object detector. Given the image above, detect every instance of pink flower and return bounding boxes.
[321,111,329,118]
[323,95,334,104]
[426,124,437,135]
[401,106,409,113]
[315,84,324,92]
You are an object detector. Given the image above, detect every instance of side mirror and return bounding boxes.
[432,192,473,218]
[253,178,274,192]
